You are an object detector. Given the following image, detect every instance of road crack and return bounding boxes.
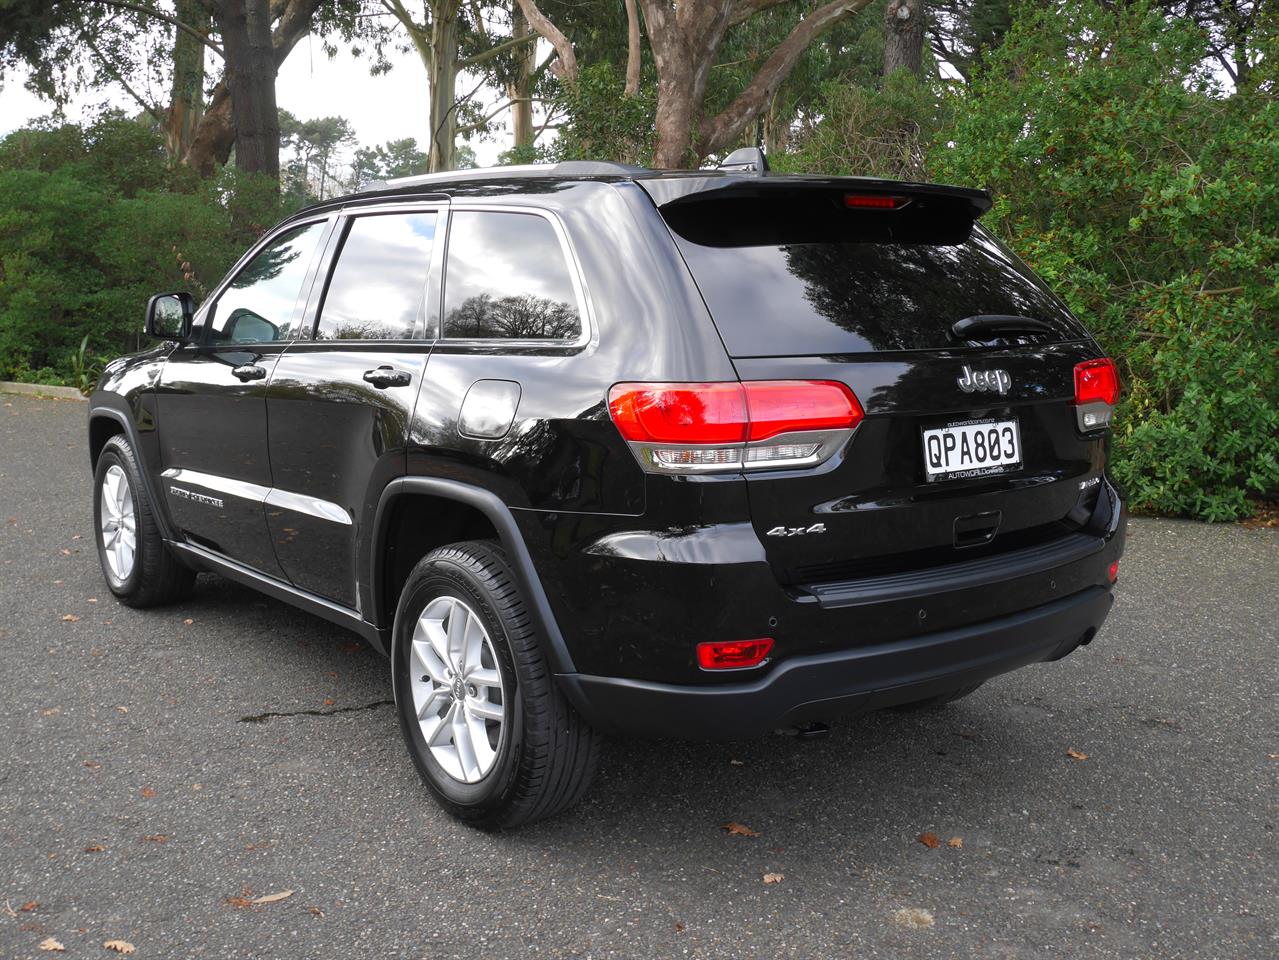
[238,699,394,723]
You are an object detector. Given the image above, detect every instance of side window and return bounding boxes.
[315,211,438,341]
[209,221,325,344]
[441,210,582,341]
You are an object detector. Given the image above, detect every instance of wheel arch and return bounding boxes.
[87,405,176,541]
[370,477,577,676]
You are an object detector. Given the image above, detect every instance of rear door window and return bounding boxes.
[315,211,438,341]
[671,226,1085,357]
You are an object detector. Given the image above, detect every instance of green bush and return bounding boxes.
[0,114,298,385]
[929,1,1278,520]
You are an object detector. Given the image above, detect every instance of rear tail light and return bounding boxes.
[696,638,774,670]
[1073,358,1120,431]
[1107,559,1119,583]
[608,380,863,475]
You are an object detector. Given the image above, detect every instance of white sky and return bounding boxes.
[0,35,512,168]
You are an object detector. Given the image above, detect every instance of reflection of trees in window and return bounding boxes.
[781,238,1069,351]
[231,240,305,289]
[444,293,580,340]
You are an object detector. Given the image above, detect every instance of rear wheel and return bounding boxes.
[392,540,601,828]
[93,435,195,607]
[892,682,984,712]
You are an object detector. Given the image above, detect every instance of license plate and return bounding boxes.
[922,418,1022,481]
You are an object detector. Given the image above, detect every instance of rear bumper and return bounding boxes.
[558,584,1114,740]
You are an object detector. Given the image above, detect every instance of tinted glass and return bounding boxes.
[210,221,324,344]
[674,227,1084,357]
[316,211,437,341]
[442,211,581,341]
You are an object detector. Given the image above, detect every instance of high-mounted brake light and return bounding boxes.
[1073,358,1120,431]
[844,194,909,210]
[696,638,774,671]
[607,381,863,475]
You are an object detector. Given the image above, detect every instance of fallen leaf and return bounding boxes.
[38,938,65,952]
[322,698,335,706]
[116,706,128,714]
[61,614,80,623]
[721,822,760,837]
[83,844,106,853]
[1066,748,1089,761]
[225,896,254,909]
[87,597,98,603]
[60,549,71,556]
[894,907,935,929]
[729,759,744,766]
[308,906,325,918]
[72,535,82,541]
[673,921,685,932]
[84,760,101,769]
[762,873,784,884]
[20,901,39,912]
[143,835,168,844]
[103,940,136,954]
[140,788,155,798]
[917,832,941,849]
[41,707,61,717]
[1267,753,1278,760]
[948,837,963,849]
[182,619,193,626]
[251,889,294,905]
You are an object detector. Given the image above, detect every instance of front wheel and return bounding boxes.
[392,540,601,829]
[93,435,194,607]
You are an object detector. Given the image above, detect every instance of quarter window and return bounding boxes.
[209,221,325,344]
[441,211,582,341]
[316,211,438,341]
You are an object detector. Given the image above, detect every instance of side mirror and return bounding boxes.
[145,292,195,341]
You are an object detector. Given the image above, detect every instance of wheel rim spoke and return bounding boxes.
[409,594,507,785]
[99,465,135,581]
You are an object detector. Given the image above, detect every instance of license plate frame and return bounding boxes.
[922,417,1022,482]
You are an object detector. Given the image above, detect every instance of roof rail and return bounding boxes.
[361,160,650,193]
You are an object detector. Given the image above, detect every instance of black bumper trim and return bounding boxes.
[799,532,1104,608]
[557,586,1113,740]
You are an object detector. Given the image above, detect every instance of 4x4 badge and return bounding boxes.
[766,523,826,537]
[956,364,1011,395]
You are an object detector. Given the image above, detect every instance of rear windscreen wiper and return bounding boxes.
[952,314,1059,340]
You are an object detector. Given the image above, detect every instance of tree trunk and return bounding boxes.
[509,3,535,151]
[164,0,206,159]
[427,0,460,172]
[184,83,234,176]
[218,0,281,178]
[623,0,642,96]
[882,0,924,78]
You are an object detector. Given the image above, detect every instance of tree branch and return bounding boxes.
[459,31,539,68]
[700,0,873,155]
[83,35,166,123]
[98,0,224,57]
[728,0,795,28]
[512,0,577,82]
[624,0,642,96]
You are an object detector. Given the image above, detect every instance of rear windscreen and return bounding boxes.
[671,226,1086,357]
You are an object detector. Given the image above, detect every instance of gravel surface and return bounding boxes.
[2,393,1276,959]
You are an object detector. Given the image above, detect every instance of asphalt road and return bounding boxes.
[2,393,1276,959]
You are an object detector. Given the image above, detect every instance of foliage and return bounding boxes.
[930,1,1278,519]
[0,114,299,386]
[549,63,656,165]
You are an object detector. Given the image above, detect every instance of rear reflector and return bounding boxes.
[1107,560,1119,583]
[696,638,774,670]
[608,381,863,475]
[844,194,909,210]
[1073,358,1120,431]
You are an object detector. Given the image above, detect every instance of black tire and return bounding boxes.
[93,434,195,607]
[891,682,984,712]
[391,540,601,829]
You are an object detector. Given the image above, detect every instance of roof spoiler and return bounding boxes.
[644,177,993,246]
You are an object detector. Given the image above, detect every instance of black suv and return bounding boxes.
[88,156,1125,827]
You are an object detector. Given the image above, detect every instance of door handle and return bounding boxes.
[232,363,267,382]
[363,365,412,389]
